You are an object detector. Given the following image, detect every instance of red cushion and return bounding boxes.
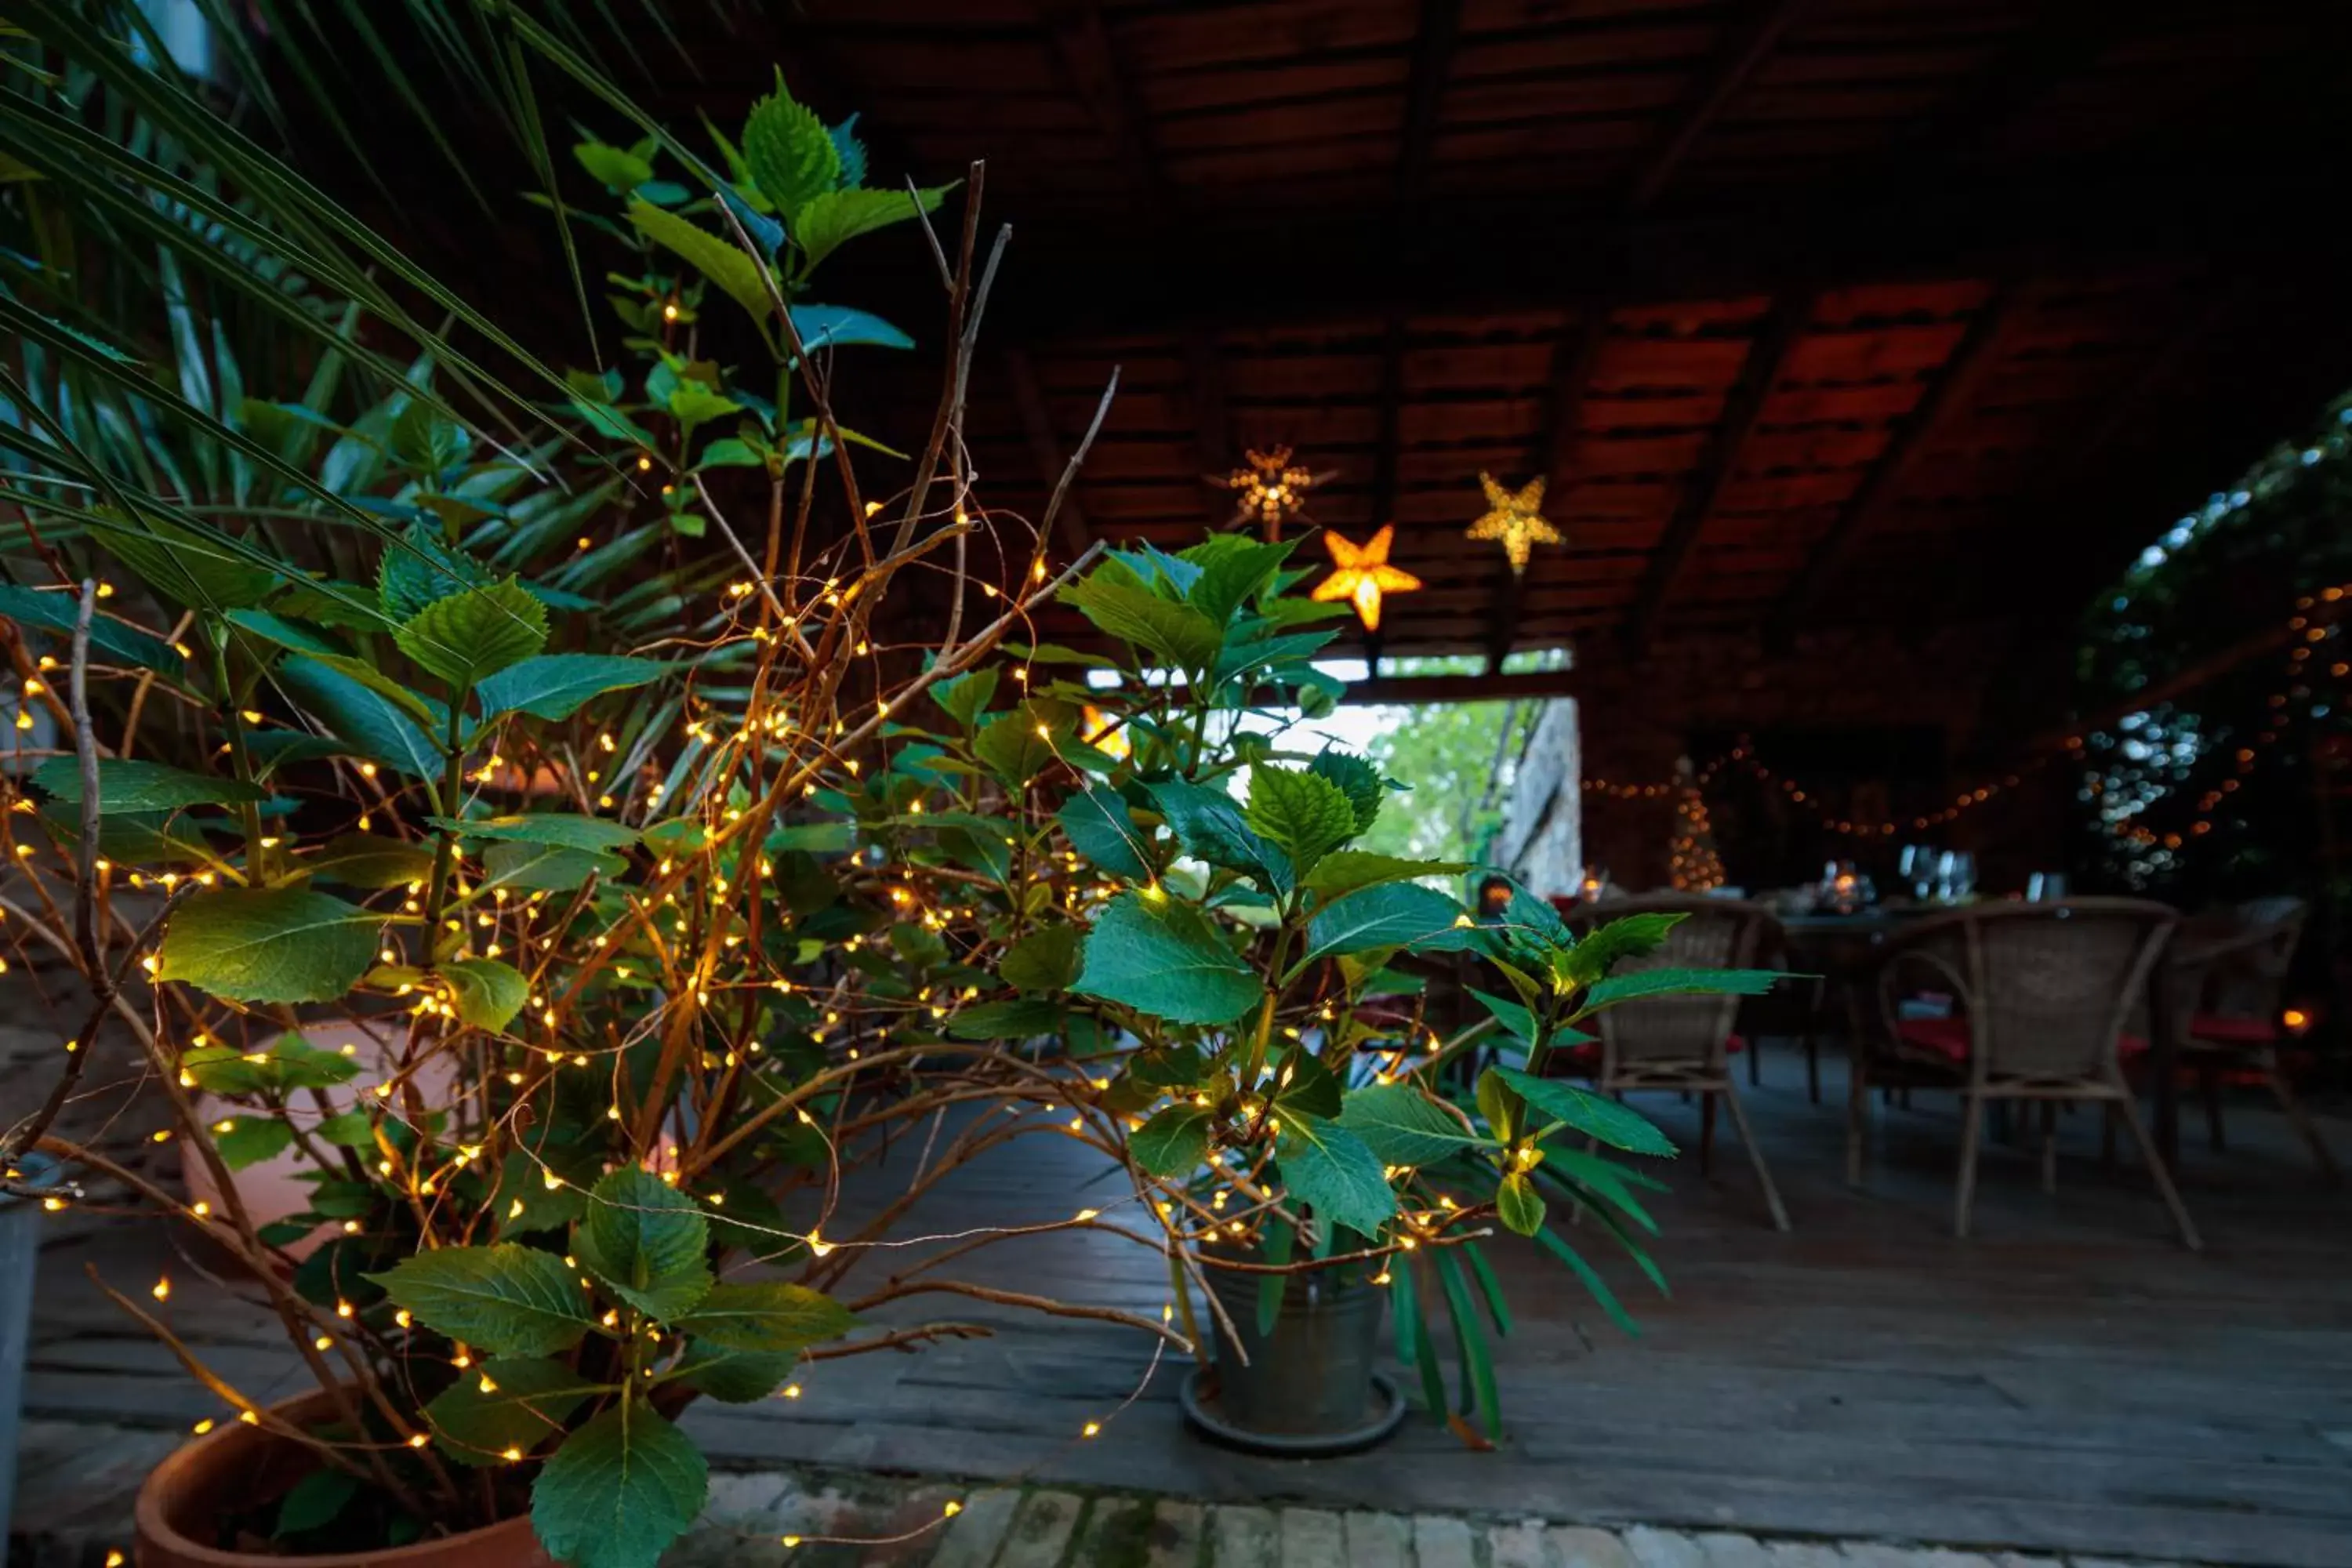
[1896,1016,1972,1062]
[2188,1014,2278,1046]
[1725,1033,1747,1055]
[2117,1033,2151,1058]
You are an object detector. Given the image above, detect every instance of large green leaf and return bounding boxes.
[85,513,281,608]
[1581,967,1783,1008]
[440,958,529,1033]
[1243,764,1356,876]
[1056,789,1151,881]
[428,813,641,853]
[1559,913,1688,986]
[1337,1083,1490,1168]
[1276,1118,1397,1236]
[1129,1105,1212,1178]
[531,1402,706,1568]
[0,582,182,674]
[481,840,624,894]
[214,1116,295,1171]
[789,303,913,353]
[1075,891,1263,1025]
[1302,851,1469,902]
[674,1280,854,1354]
[1060,573,1223,671]
[972,710,1056,789]
[1308,749,1388,833]
[1491,1065,1675,1158]
[1497,1171,1547,1237]
[368,1244,596,1357]
[394,576,547,691]
[155,887,380,1004]
[1143,777,1291,895]
[423,1356,604,1467]
[277,655,441,779]
[629,198,772,325]
[677,1345,801,1403]
[475,653,665,720]
[376,521,491,622]
[31,757,265,812]
[944,996,1064,1040]
[575,1167,711,1323]
[1182,535,1292,626]
[790,185,949,271]
[1302,882,1475,964]
[742,78,838,218]
[999,925,1083,993]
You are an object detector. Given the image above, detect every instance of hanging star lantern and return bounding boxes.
[1466,472,1561,575]
[1218,445,1330,536]
[1312,524,1421,633]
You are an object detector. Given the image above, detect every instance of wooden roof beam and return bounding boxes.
[1770,283,2017,643]
[1003,348,1095,561]
[1484,310,1612,673]
[1397,0,1465,205]
[1623,291,1812,655]
[1624,0,1812,212]
[1043,2,1165,202]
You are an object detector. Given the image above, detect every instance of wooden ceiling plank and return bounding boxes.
[1397,0,1466,204]
[1624,0,1813,212]
[1624,290,1813,654]
[1769,282,2017,641]
[1004,348,1096,559]
[1044,2,1166,201]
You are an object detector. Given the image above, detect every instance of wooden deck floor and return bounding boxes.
[17,1044,2352,1565]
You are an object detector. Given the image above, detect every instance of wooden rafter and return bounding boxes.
[1624,291,1812,654]
[1396,0,1465,204]
[1624,0,1811,211]
[1003,348,1094,560]
[1771,283,2017,641]
[1484,309,1612,673]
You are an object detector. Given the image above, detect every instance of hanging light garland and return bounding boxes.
[1312,524,1421,633]
[1465,472,1560,575]
[1217,445,1330,537]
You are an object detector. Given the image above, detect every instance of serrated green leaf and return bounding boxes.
[428,813,641,853]
[1276,1118,1396,1236]
[1056,789,1151,881]
[1337,1083,1489,1167]
[789,185,949,271]
[425,1355,604,1467]
[1130,1105,1212,1178]
[675,1281,854,1353]
[86,513,281,608]
[395,576,547,691]
[944,996,1063,1040]
[1559,913,1688,986]
[0,582,182,675]
[1272,1047,1343,1120]
[575,1167,711,1323]
[1143,777,1291,895]
[1581,967,1783,1008]
[1075,891,1262,1025]
[214,1116,294,1171]
[1244,764,1356,875]
[278,655,440,779]
[1491,1065,1675,1157]
[156,888,380,1004]
[476,654,665,720]
[376,521,492,622]
[369,1244,596,1357]
[1302,850,1467,900]
[302,833,436,889]
[1302,882,1476,964]
[931,665,997,729]
[628,198,774,325]
[999,925,1082,993]
[678,1345,800,1403]
[1060,572,1223,671]
[440,958,528,1033]
[481,840,624,894]
[972,710,1056,789]
[742,79,839,218]
[31,757,265,813]
[531,1402,706,1568]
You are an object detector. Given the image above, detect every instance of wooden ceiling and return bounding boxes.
[646,0,2352,670]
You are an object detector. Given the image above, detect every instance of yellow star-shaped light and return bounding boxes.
[1466,472,1561,575]
[1312,524,1421,633]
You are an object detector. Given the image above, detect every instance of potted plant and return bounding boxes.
[2,50,1103,1565]
[899,537,1786,1449]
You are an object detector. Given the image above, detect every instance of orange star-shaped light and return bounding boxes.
[1312,524,1421,633]
[1466,473,1561,575]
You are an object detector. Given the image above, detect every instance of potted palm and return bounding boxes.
[906,537,1786,1448]
[1,45,1096,1565]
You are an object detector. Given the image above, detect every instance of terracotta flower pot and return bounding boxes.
[135,1388,553,1568]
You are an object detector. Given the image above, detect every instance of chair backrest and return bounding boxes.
[1910,900,2176,1081]
[1566,894,1777,1076]
[2176,902,2307,1024]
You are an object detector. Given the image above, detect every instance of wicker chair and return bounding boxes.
[2161,900,2332,1178]
[1854,898,2198,1247]
[1551,895,1791,1231]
